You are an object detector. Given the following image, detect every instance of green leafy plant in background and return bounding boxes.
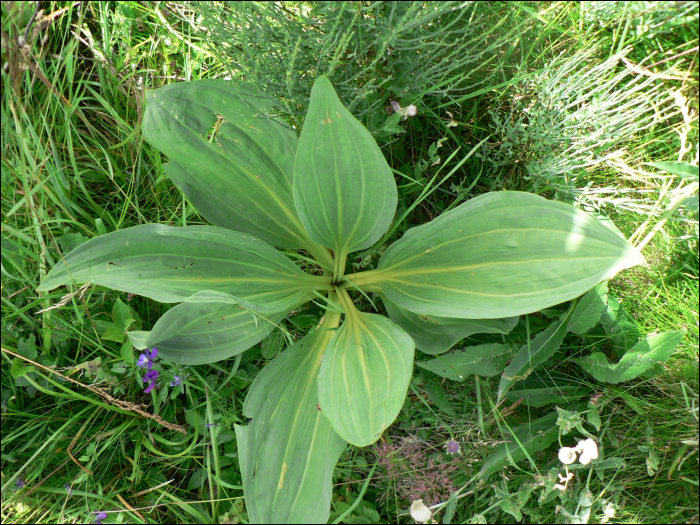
[38,76,646,523]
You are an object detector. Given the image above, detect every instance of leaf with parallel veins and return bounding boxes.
[375,191,645,319]
[38,224,331,314]
[293,75,398,256]
[235,314,347,524]
[142,79,313,249]
[318,302,415,447]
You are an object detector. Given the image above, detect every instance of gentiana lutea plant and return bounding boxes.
[38,76,645,523]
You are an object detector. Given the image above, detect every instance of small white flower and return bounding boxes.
[390,101,418,120]
[575,438,599,465]
[600,502,616,523]
[410,499,432,523]
[558,446,578,465]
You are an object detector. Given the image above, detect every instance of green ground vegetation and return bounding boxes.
[1,1,698,523]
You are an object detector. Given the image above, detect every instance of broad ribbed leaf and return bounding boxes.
[142,292,290,365]
[382,295,518,355]
[416,343,514,380]
[235,323,347,524]
[142,79,310,248]
[38,224,328,313]
[498,306,574,400]
[317,311,414,447]
[293,76,398,255]
[376,192,645,319]
[579,330,685,384]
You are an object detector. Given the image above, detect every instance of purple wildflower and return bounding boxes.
[142,369,159,394]
[170,376,182,387]
[65,483,73,496]
[16,477,25,488]
[205,423,218,428]
[94,511,108,524]
[138,348,157,370]
[446,440,461,454]
[390,100,402,113]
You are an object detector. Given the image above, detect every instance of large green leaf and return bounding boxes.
[416,343,514,380]
[235,317,347,524]
[579,330,685,384]
[38,224,329,313]
[382,294,518,355]
[293,76,398,255]
[142,79,310,249]
[374,192,645,319]
[140,292,290,365]
[497,306,574,400]
[317,309,415,447]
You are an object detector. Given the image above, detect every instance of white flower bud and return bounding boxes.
[558,447,577,465]
[406,104,417,116]
[410,499,432,523]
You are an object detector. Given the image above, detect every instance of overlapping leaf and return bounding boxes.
[498,306,574,400]
[38,224,328,313]
[317,310,414,447]
[376,191,646,319]
[568,281,608,335]
[293,76,398,255]
[136,292,291,365]
[382,295,518,355]
[235,320,347,524]
[142,79,311,249]
[416,343,514,380]
[579,330,685,384]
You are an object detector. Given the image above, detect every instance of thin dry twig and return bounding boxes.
[1,346,187,434]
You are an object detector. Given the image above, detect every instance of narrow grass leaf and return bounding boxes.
[479,412,559,479]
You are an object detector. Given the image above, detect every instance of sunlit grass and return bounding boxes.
[1,1,697,523]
